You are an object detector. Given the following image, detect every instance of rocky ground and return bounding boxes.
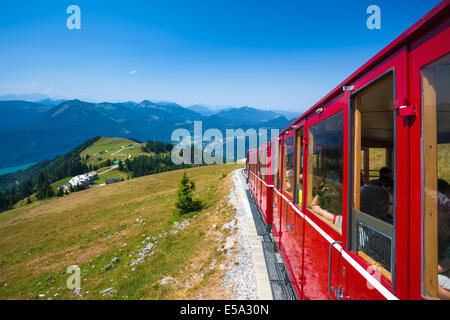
[221,170,258,300]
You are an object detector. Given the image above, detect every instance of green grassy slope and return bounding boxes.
[0,164,243,300]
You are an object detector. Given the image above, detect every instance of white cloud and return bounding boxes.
[128,70,137,75]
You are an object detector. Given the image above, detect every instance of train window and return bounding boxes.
[266,145,272,183]
[421,53,450,300]
[261,149,264,179]
[275,139,281,189]
[254,151,256,174]
[295,127,304,205]
[273,147,277,187]
[307,111,344,232]
[259,148,263,180]
[283,135,295,197]
[350,72,395,282]
[258,149,261,178]
[261,147,267,182]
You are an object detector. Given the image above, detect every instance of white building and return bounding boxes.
[68,171,99,187]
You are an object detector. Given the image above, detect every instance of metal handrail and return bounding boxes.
[286,200,293,232]
[328,241,343,300]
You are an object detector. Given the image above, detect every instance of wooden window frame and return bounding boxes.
[420,54,450,299]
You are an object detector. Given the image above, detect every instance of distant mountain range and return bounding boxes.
[0,97,300,169]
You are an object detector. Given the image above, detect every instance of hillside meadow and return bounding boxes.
[79,137,150,167]
[0,163,243,299]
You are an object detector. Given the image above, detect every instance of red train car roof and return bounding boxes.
[277,0,450,138]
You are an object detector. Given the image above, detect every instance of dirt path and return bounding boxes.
[98,165,118,175]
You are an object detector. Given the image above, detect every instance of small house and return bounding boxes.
[106,178,121,185]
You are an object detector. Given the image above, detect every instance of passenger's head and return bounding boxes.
[379,176,394,194]
[380,167,393,179]
[286,169,293,178]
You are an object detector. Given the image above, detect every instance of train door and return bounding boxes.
[302,103,346,300]
[278,134,294,258]
[260,145,268,218]
[256,148,261,205]
[272,139,283,244]
[409,18,450,300]
[251,149,257,195]
[264,143,274,226]
[259,147,264,208]
[346,46,410,300]
[279,127,305,298]
[248,150,253,192]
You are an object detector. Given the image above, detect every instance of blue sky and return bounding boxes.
[0,0,442,112]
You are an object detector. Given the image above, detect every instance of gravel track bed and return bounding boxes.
[221,170,257,300]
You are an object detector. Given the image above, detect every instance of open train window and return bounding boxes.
[421,53,450,300]
[307,111,344,232]
[294,126,304,206]
[350,72,395,282]
[283,135,295,197]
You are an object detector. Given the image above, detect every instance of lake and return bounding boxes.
[0,163,36,176]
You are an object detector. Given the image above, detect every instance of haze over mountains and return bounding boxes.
[0,96,299,169]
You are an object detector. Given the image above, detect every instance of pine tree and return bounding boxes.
[0,191,8,211]
[36,172,54,200]
[173,171,203,218]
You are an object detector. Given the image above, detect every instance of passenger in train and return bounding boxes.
[437,179,450,299]
[286,169,294,193]
[379,176,394,223]
[360,184,390,222]
[297,173,303,205]
[368,167,393,187]
[380,167,393,179]
[362,169,394,224]
[311,176,343,229]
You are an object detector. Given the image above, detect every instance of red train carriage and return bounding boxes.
[246,0,450,300]
[247,143,274,227]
